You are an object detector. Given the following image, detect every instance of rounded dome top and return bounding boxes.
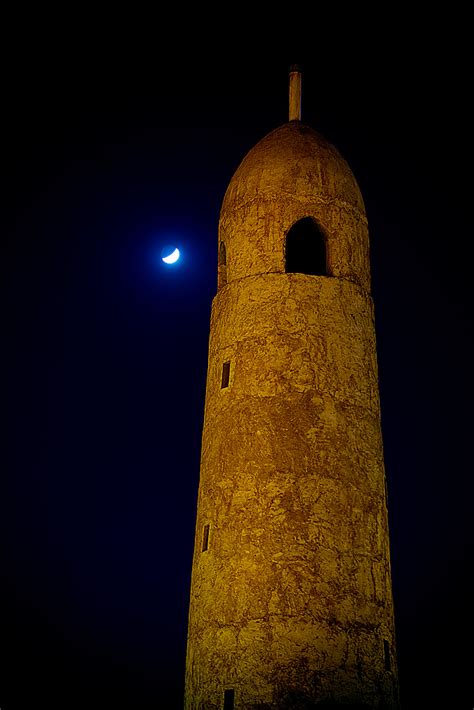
[218,121,370,293]
[221,122,365,216]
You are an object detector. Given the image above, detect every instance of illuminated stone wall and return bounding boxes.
[185,122,399,708]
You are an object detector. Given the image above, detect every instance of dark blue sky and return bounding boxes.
[3,21,473,709]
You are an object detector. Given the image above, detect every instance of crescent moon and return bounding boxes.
[162,248,180,264]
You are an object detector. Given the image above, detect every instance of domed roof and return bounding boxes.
[221,121,365,216]
[217,119,370,292]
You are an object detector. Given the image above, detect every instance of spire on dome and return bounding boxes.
[289,64,302,121]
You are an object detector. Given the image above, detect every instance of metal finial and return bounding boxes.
[289,65,302,121]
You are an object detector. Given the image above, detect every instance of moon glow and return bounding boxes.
[162,247,180,264]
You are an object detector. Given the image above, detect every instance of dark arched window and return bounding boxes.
[285,217,327,275]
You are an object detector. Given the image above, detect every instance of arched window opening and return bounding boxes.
[218,241,227,289]
[285,217,327,275]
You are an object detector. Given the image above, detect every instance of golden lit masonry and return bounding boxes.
[185,66,400,708]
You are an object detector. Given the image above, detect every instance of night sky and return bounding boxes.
[3,22,473,710]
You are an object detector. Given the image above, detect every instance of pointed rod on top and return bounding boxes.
[289,64,302,121]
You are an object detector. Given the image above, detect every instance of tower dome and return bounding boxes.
[218,121,370,291]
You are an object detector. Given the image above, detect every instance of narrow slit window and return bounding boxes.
[202,524,210,552]
[218,241,227,289]
[221,361,231,389]
[384,639,391,671]
[223,689,235,710]
[219,241,227,266]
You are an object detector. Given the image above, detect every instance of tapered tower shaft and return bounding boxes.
[185,71,399,709]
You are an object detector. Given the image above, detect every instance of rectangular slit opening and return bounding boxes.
[223,688,234,710]
[202,524,210,552]
[384,639,391,671]
[221,361,231,389]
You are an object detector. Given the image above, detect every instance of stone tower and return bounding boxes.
[185,68,399,709]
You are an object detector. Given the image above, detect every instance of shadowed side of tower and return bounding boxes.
[185,70,399,709]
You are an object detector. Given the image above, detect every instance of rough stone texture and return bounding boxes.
[185,122,399,708]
